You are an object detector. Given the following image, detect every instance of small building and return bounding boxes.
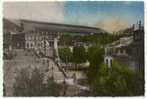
[104,55,113,68]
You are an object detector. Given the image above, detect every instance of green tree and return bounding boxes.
[58,47,72,63]
[87,46,104,83]
[72,46,87,64]
[59,34,73,46]
[79,33,121,46]
[91,61,144,96]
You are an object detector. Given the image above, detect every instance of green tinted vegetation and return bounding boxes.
[59,33,121,46]
[72,46,87,64]
[80,33,121,45]
[58,47,72,63]
[90,61,144,96]
[59,34,73,46]
[87,45,104,83]
[58,46,87,64]
[58,33,144,96]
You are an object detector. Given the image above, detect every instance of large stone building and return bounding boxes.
[4,19,104,58]
[21,20,104,57]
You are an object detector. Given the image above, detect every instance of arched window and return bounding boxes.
[106,59,108,65]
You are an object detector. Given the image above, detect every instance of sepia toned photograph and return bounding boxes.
[3,1,144,96]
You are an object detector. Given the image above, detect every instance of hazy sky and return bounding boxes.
[4,1,144,32]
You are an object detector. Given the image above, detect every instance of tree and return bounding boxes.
[79,33,121,46]
[87,46,104,83]
[91,60,144,96]
[58,47,72,63]
[72,46,87,64]
[59,34,73,46]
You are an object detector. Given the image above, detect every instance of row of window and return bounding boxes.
[25,35,54,41]
[106,48,127,56]
[26,41,54,49]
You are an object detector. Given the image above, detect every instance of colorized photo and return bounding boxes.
[3,1,144,96]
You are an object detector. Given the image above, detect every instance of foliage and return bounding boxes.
[87,45,104,83]
[58,47,72,63]
[13,67,61,96]
[59,33,121,46]
[91,61,144,96]
[72,46,87,64]
[80,33,121,45]
[59,34,73,46]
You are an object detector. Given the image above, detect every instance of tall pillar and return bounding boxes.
[54,34,61,65]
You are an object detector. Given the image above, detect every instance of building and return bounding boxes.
[3,19,22,50]
[3,18,23,59]
[131,21,144,73]
[20,19,104,57]
[104,21,144,73]
[3,18,105,58]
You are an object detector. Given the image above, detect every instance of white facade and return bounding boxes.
[25,31,57,57]
[104,55,113,68]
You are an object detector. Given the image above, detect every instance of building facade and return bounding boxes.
[25,31,57,57]
[104,21,144,73]
[20,19,103,57]
[131,21,144,74]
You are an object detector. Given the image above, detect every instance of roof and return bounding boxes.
[21,19,106,34]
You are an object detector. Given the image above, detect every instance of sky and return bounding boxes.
[3,1,144,32]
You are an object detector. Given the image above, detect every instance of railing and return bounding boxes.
[53,58,68,78]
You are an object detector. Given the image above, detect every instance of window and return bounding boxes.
[26,43,29,48]
[120,49,123,54]
[31,43,33,48]
[106,59,108,65]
